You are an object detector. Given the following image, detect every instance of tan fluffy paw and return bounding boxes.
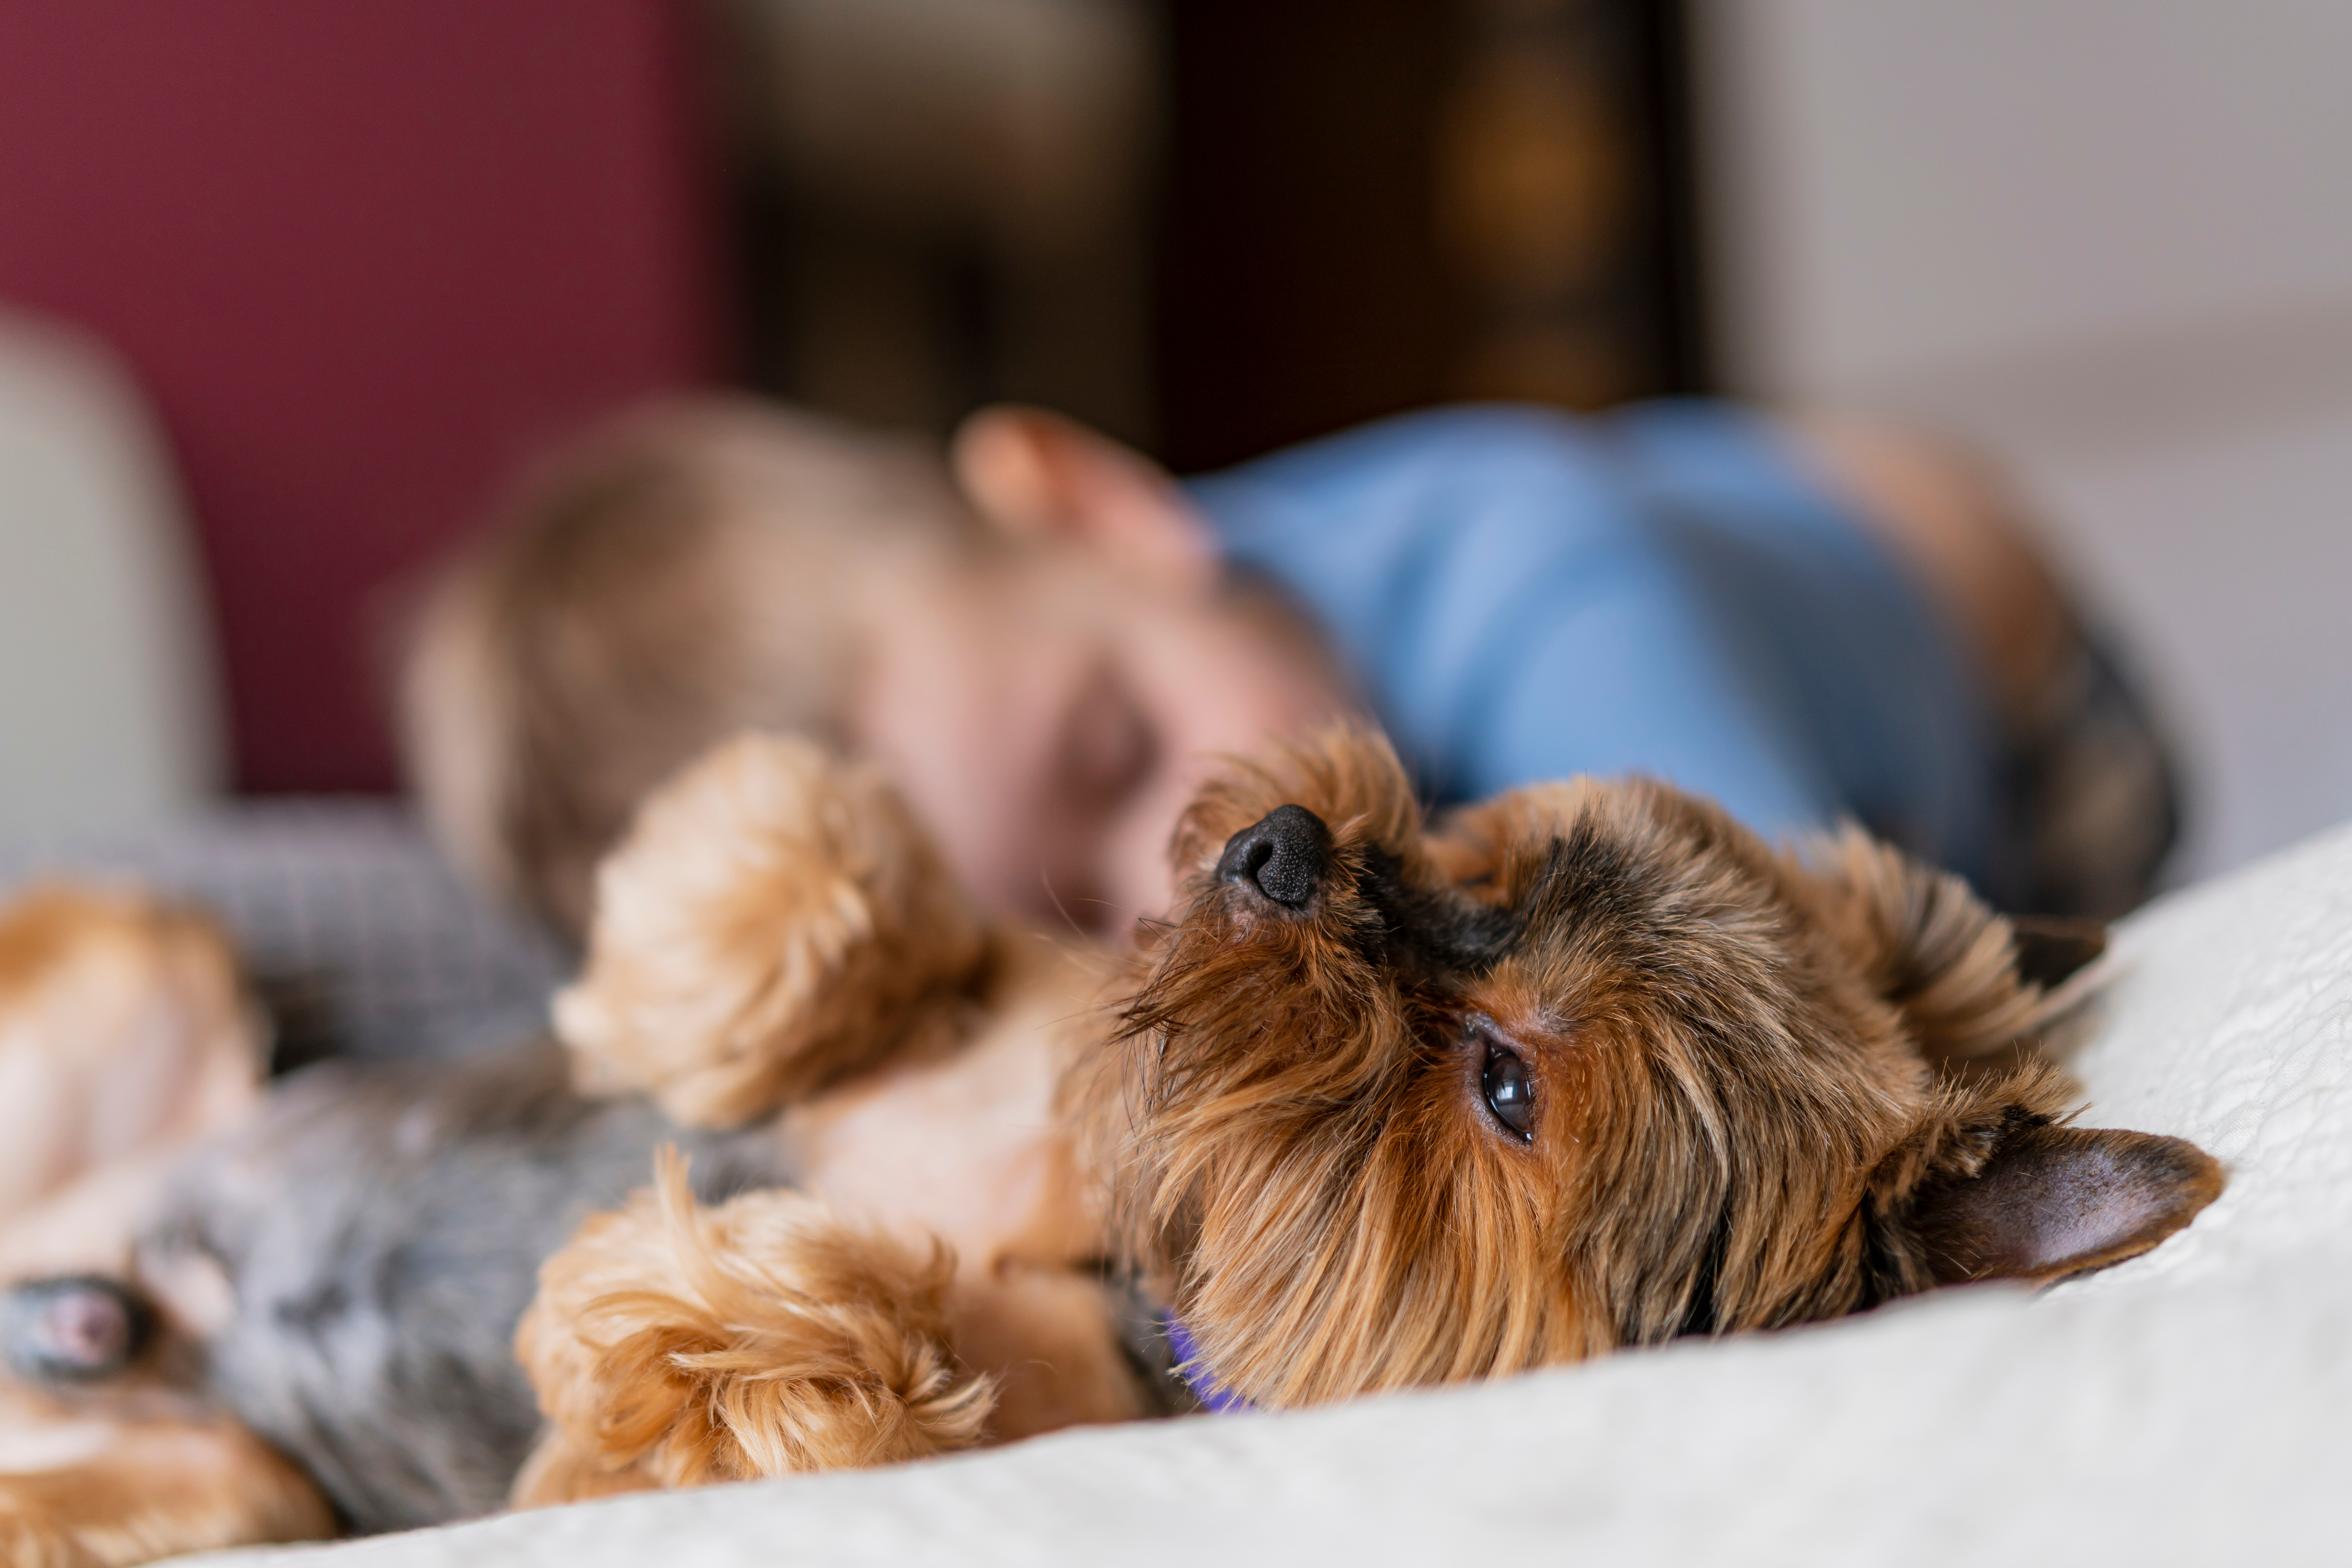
[554,734,990,1127]
[510,1150,994,1505]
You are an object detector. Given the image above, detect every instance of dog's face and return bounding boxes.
[1105,732,2220,1408]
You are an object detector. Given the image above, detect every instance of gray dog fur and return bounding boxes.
[134,1042,787,1532]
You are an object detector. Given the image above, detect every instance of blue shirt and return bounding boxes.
[1187,403,2005,888]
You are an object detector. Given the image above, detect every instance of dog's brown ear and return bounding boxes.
[1909,1122,2223,1286]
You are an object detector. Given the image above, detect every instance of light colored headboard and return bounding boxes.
[0,306,223,835]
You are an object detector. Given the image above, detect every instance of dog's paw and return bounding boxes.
[510,1149,994,1506]
[554,734,991,1127]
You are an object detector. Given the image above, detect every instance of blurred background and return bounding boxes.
[0,0,2345,884]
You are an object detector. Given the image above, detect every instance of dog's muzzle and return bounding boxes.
[1217,805,1331,909]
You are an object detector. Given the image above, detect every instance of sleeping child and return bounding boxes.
[403,396,2177,942]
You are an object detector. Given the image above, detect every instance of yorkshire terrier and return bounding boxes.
[0,731,2220,1563]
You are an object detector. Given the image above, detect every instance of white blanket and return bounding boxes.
[198,824,2352,1566]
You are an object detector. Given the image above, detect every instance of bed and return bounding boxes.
[84,811,2337,1565]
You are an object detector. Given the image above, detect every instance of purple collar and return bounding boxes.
[1165,1316,1255,1413]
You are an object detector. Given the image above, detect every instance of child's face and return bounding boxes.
[848,545,1349,938]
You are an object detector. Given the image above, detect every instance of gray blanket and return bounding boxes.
[0,801,565,1066]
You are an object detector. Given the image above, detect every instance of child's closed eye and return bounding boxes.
[1058,661,1158,815]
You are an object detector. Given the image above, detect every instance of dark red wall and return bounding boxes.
[1156,0,1457,473]
[0,0,721,792]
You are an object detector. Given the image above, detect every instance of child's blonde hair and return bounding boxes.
[402,397,982,939]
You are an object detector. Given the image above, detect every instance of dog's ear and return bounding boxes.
[555,733,990,1128]
[1813,827,2097,1060]
[1905,1118,2223,1286]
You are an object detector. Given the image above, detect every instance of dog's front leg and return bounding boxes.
[510,1151,996,1507]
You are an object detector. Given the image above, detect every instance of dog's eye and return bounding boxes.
[1482,1045,1535,1140]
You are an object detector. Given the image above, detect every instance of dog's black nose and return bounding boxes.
[1216,805,1331,908]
